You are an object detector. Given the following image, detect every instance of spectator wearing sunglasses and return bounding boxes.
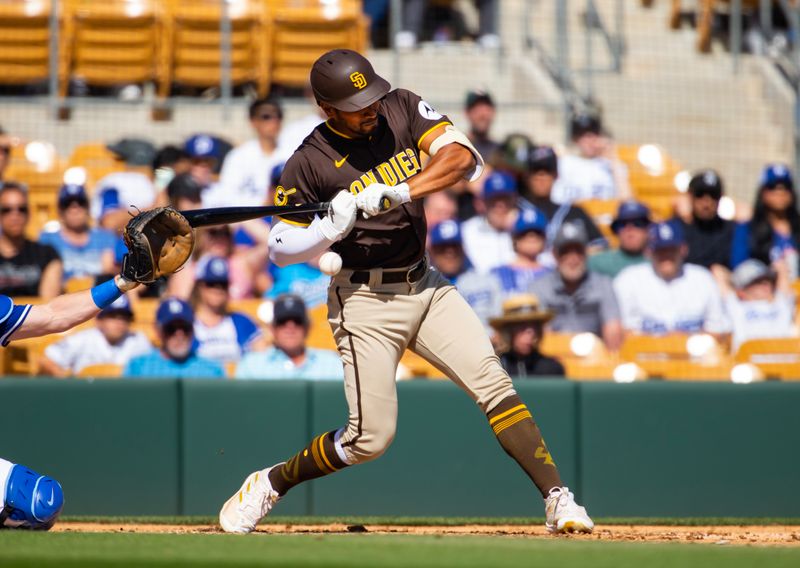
[732,164,800,280]
[675,170,735,270]
[191,256,266,366]
[211,97,285,208]
[235,294,344,381]
[124,298,225,379]
[39,184,116,282]
[588,200,651,278]
[0,183,62,298]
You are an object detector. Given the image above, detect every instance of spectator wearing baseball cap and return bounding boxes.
[92,138,158,231]
[489,294,564,378]
[520,146,605,251]
[587,200,651,278]
[39,184,116,282]
[530,221,623,351]
[551,113,631,205]
[124,298,225,379]
[40,294,152,377]
[674,170,735,270]
[732,163,800,279]
[427,220,503,330]
[152,144,192,194]
[713,259,797,351]
[214,97,286,208]
[491,207,551,298]
[236,294,344,381]
[613,220,731,339]
[191,256,266,367]
[461,171,518,273]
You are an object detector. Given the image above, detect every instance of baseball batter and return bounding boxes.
[219,49,593,534]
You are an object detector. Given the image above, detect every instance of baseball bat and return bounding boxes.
[180,202,330,228]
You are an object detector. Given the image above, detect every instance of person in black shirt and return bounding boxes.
[520,145,605,250]
[489,294,565,378]
[675,170,735,269]
[0,183,62,298]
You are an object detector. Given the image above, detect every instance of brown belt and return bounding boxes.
[349,260,427,285]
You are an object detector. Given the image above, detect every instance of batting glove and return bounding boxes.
[356,182,411,218]
[319,190,357,242]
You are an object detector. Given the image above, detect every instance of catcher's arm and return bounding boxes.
[11,275,138,341]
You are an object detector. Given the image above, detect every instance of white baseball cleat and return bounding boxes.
[544,486,594,534]
[219,464,283,534]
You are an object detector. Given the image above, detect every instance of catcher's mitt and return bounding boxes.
[122,207,194,284]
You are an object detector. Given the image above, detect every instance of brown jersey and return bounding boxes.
[274,89,451,269]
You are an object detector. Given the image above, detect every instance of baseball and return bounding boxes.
[319,251,343,276]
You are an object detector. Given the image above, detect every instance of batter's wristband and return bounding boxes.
[90,278,123,310]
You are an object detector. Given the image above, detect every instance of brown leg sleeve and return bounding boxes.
[487,394,562,497]
[268,431,349,495]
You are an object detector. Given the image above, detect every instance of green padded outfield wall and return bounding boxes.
[1,378,800,517]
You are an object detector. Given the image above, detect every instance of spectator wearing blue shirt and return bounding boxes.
[236,294,343,380]
[731,164,800,280]
[191,256,266,366]
[39,184,116,282]
[124,298,225,379]
[491,206,550,298]
[427,220,502,328]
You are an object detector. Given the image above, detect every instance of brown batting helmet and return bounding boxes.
[310,49,391,112]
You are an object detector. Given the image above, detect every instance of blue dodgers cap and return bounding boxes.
[156,298,194,327]
[57,184,88,208]
[429,220,462,247]
[760,163,794,189]
[196,255,230,284]
[648,220,685,249]
[513,207,547,236]
[184,134,221,161]
[98,294,133,318]
[611,200,651,233]
[482,170,517,199]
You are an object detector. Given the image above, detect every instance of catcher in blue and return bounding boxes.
[0,206,194,530]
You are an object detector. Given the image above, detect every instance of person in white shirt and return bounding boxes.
[716,259,797,351]
[460,170,518,273]
[39,294,151,376]
[551,114,631,205]
[91,138,157,231]
[276,85,326,156]
[191,256,267,366]
[215,97,286,207]
[614,220,731,339]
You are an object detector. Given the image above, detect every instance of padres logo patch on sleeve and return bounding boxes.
[274,185,297,206]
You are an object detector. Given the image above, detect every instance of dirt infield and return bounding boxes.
[53,522,800,547]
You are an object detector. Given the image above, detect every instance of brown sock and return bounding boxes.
[268,431,349,495]
[487,394,562,498]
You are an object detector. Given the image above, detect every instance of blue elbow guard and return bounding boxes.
[3,465,64,530]
[90,278,123,310]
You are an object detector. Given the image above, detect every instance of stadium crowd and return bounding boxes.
[0,89,797,381]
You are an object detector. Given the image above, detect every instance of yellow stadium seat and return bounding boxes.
[66,141,127,190]
[60,1,163,98]
[540,331,618,380]
[0,1,52,87]
[160,0,268,98]
[77,363,123,378]
[130,297,159,325]
[26,191,60,239]
[620,333,732,380]
[734,338,800,380]
[266,6,368,89]
[65,275,95,293]
[575,198,620,242]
